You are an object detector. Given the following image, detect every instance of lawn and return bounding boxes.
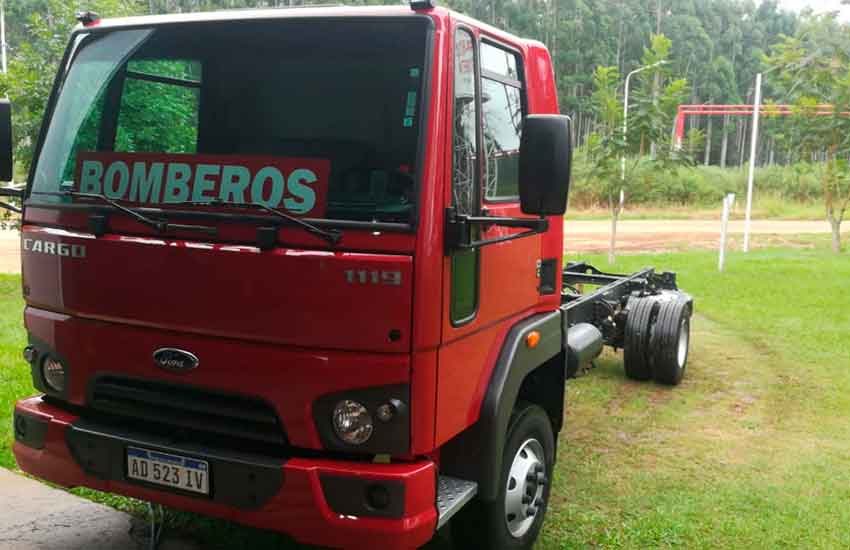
[1,238,849,548]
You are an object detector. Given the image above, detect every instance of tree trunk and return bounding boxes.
[720,115,729,168]
[704,117,713,166]
[829,217,842,253]
[609,205,620,265]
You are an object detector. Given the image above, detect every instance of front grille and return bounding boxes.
[88,376,287,447]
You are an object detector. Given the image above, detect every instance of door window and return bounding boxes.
[481,42,524,201]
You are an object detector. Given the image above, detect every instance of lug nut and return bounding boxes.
[522,495,532,505]
[535,498,544,506]
[526,506,537,517]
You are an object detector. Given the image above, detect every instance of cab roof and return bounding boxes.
[83,4,441,30]
[79,4,531,49]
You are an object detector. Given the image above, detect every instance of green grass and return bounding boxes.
[2,239,849,548]
[539,239,850,549]
[0,275,28,470]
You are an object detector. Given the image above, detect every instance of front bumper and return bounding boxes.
[13,396,438,550]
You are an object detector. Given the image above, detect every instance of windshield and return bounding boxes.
[29,18,430,224]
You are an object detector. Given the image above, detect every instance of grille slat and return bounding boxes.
[89,377,287,447]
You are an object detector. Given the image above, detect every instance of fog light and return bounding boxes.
[332,400,373,445]
[41,356,66,393]
[365,484,391,510]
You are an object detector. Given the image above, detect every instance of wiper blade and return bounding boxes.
[69,192,217,236]
[188,200,342,245]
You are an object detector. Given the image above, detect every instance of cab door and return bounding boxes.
[436,27,542,445]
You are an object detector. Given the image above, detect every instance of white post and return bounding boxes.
[719,193,735,272]
[743,73,762,253]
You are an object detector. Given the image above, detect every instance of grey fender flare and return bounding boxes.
[476,310,563,501]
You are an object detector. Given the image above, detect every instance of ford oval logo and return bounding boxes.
[153,348,199,373]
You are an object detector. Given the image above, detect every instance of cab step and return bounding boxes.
[436,475,477,529]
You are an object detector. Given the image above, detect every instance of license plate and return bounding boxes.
[126,446,210,495]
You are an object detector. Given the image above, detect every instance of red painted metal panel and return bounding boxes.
[433,18,561,446]
[21,224,412,352]
[24,307,410,449]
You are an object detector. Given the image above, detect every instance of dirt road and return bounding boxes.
[0,220,844,274]
[563,219,844,254]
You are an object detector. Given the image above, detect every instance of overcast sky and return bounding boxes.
[776,0,850,20]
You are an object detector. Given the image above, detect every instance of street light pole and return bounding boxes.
[621,60,668,182]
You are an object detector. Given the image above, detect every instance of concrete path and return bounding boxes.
[0,229,18,274]
[0,468,197,550]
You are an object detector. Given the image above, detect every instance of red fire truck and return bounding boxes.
[4,3,692,549]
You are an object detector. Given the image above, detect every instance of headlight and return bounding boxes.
[41,356,66,393]
[332,400,373,445]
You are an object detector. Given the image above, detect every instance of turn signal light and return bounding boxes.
[526,331,541,349]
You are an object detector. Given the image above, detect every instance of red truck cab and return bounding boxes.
[10,4,584,549]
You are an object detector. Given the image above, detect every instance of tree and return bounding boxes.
[765,13,850,252]
[586,42,694,264]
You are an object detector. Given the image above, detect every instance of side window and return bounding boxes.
[116,59,201,153]
[450,29,479,324]
[481,42,523,201]
[453,30,478,216]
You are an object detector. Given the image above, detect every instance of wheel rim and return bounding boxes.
[504,438,546,538]
[677,318,689,368]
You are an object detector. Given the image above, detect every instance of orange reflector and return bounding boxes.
[526,331,541,348]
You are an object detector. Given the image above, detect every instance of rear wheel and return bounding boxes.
[623,297,659,381]
[451,404,555,550]
[650,298,692,385]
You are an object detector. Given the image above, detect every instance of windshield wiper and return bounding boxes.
[69,192,218,236]
[187,200,342,245]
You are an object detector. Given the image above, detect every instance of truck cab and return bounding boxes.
[9,4,690,550]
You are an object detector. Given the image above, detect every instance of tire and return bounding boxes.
[649,298,692,385]
[451,404,555,550]
[623,297,659,381]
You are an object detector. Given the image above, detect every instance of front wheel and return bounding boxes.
[451,404,555,550]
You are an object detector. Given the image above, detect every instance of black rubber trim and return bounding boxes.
[312,384,410,456]
[477,311,563,501]
[13,410,49,450]
[539,258,558,295]
[65,418,284,510]
[319,474,406,519]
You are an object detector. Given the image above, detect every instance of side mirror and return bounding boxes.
[0,100,12,182]
[518,114,572,216]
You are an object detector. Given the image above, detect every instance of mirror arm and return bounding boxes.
[0,201,21,214]
[0,186,23,199]
[444,207,548,253]
[0,186,23,214]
